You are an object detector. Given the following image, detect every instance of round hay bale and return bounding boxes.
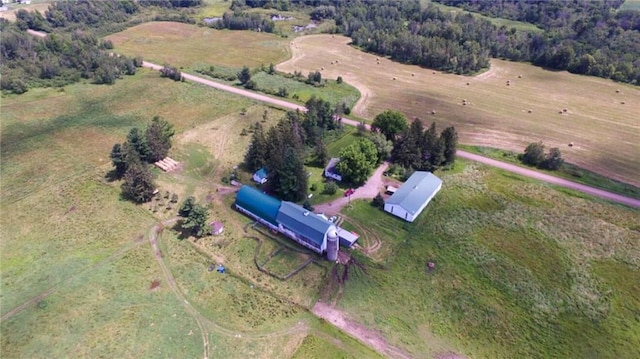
[559,110,564,114]
[466,82,470,85]
[432,71,436,74]
[335,60,339,63]
[518,74,522,78]
[411,73,415,76]
[321,66,324,70]
[568,142,574,147]
[431,110,436,115]
[331,61,334,65]
[528,109,533,113]
[393,77,396,80]
[621,101,625,104]
[376,57,379,61]
[616,89,620,93]
[563,108,568,112]
[463,102,467,106]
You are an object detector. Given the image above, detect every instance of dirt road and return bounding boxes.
[142,61,639,209]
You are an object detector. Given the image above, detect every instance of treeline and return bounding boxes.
[244,96,343,201]
[435,0,640,83]
[0,20,142,93]
[208,11,275,32]
[371,110,458,172]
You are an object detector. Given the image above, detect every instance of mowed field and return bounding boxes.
[106,22,291,70]
[277,35,640,187]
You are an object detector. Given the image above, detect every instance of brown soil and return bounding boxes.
[149,279,161,290]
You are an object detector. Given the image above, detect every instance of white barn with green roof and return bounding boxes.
[384,171,442,222]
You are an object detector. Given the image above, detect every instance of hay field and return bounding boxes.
[106,22,291,69]
[277,35,640,187]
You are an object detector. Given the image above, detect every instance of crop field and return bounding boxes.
[106,22,291,70]
[620,0,640,11]
[277,34,640,187]
[327,160,640,359]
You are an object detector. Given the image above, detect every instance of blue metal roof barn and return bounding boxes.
[276,202,336,251]
[235,185,280,226]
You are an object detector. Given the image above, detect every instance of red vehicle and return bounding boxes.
[344,188,355,197]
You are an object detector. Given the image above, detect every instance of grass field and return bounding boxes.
[332,160,640,358]
[429,2,544,33]
[0,67,382,357]
[460,145,640,199]
[277,34,640,188]
[106,22,291,70]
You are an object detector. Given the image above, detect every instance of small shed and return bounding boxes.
[210,221,224,236]
[324,157,342,182]
[253,167,268,184]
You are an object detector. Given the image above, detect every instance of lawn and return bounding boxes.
[330,160,640,358]
[277,34,640,188]
[106,22,291,70]
[0,1,52,22]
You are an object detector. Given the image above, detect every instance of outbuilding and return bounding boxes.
[252,167,269,184]
[384,171,442,222]
[324,157,342,181]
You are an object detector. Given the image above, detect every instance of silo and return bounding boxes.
[326,228,339,262]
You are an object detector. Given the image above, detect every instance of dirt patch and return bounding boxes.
[312,301,413,359]
[149,279,161,290]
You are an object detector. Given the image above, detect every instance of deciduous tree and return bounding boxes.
[336,138,378,185]
[372,110,408,141]
[522,142,546,167]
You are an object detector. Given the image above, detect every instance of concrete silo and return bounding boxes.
[326,228,339,262]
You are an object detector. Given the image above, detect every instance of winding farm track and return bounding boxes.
[143,61,640,209]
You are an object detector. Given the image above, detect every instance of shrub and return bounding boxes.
[522,142,545,167]
[323,181,338,195]
[310,183,318,191]
[372,193,384,208]
[337,76,343,84]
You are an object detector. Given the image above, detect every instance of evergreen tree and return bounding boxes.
[421,122,439,169]
[315,139,329,167]
[182,203,209,237]
[441,126,458,166]
[145,116,174,162]
[237,66,251,85]
[178,196,196,217]
[276,147,308,202]
[244,121,267,172]
[127,127,150,162]
[121,161,155,203]
[110,143,128,178]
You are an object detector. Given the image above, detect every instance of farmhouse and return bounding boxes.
[235,185,358,259]
[324,157,342,181]
[252,167,268,184]
[384,171,442,222]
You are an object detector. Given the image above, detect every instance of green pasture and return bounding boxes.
[331,160,640,358]
[460,145,640,199]
[619,0,640,10]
